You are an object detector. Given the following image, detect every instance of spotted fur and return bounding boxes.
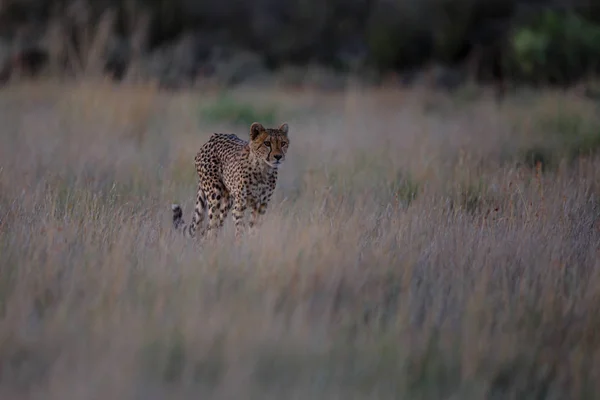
[172,122,290,239]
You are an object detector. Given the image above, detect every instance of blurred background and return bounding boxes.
[2,1,600,399]
[2,0,600,91]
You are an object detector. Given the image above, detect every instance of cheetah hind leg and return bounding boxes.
[204,187,230,239]
[231,196,248,240]
[216,191,232,230]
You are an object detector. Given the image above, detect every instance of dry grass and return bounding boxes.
[0,80,599,399]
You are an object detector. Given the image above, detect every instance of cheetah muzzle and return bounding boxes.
[171,121,290,239]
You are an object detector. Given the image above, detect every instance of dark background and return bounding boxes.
[1,0,600,89]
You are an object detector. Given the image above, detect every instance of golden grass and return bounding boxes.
[1,81,599,399]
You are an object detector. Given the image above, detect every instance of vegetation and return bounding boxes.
[508,10,600,84]
[200,94,278,126]
[0,81,599,398]
[515,95,600,170]
[3,1,600,87]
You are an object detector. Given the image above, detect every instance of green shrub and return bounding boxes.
[200,94,277,126]
[509,11,600,84]
[392,171,420,208]
[520,105,600,170]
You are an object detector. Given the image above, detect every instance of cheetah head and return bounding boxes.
[249,122,289,168]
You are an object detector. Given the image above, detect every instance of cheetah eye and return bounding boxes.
[264,141,271,147]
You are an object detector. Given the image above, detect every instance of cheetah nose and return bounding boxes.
[274,154,282,161]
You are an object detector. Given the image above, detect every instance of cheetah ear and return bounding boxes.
[279,123,289,136]
[250,122,264,140]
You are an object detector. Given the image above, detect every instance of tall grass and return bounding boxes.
[0,81,599,399]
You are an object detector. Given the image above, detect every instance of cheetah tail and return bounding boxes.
[171,204,185,230]
[171,187,207,238]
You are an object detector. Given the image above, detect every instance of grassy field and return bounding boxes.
[0,80,599,399]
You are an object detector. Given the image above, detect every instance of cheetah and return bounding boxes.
[171,121,290,239]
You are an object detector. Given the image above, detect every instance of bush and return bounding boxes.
[519,100,600,170]
[508,10,600,84]
[199,94,277,126]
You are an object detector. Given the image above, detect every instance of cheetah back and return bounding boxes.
[195,133,249,192]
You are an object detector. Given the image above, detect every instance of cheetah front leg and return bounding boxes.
[249,188,274,232]
[249,202,268,230]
